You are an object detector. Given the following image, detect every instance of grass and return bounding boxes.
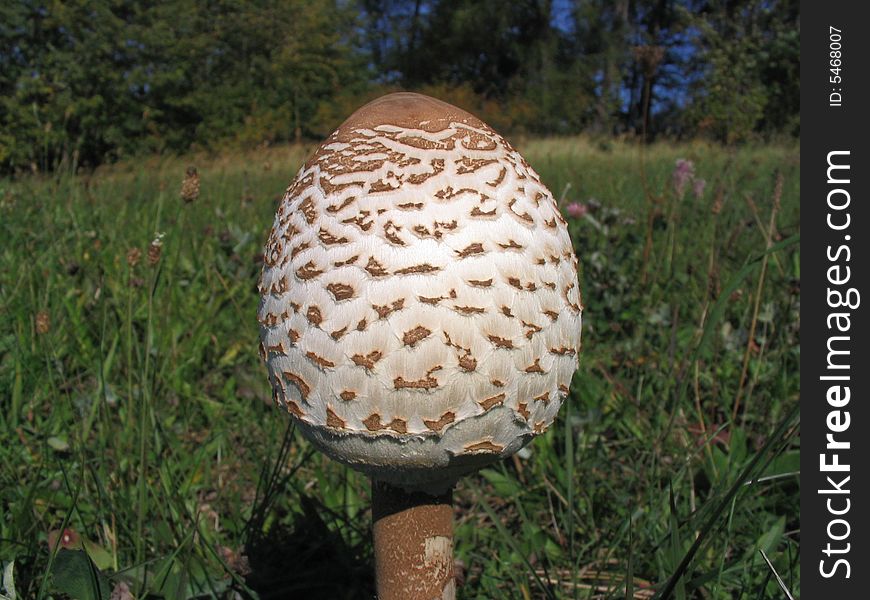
[0,135,800,599]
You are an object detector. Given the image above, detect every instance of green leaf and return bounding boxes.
[49,549,110,600]
[479,468,522,498]
[47,436,71,452]
[1,560,17,600]
[82,539,114,572]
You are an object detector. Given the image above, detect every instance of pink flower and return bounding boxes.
[673,158,695,198]
[110,582,134,600]
[47,528,82,551]
[566,202,588,218]
[693,178,707,199]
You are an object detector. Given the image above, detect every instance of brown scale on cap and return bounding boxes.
[424,411,456,432]
[523,321,543,339]
[342,212,374,231]
[464,440,504,453]
[394,368,441,390]
[488,335,514,349]
[296,261,323,280]
[265,341,288,356]
[306,351,335,369]
[457,243,485,258]
[318,228,349,245]
[373,298,406,319]
[470,206,497,217]
[467,278,493,288]
[333,254,359,267]
[458,354,477,372]
[524,359,545,374]
[326,282,355,301]
[383,221,405,245]
[352,350,383,370]
[326,196,355,213]
[363,413,385,431]
[478,393,505,411]
[326,407,346,429]
[299,198,317,224]
[487,167,507,187]
[517,402,530,420]
[550,346,576,356]
[403,326,432,347]
[283,371,310,401]
[364,257,389,277]
[507,199,535,223]
[305,306,323,326]
[388,418,408,434]
[395,263,441,275]
[397,201,424,210]
[453,305,486,315]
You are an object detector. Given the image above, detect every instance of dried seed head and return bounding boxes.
[633,45,665,78]
[773,172,784,211]
[712,186,725,215]
[126,247,142,268]
[180,166,200,203]
[35,311,51,335]
[148,233,164,266]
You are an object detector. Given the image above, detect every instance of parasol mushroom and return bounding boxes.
[258,92,582,599]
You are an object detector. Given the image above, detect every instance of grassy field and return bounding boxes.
[0,136,800,599]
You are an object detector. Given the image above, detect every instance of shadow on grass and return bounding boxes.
[243,493,374,599]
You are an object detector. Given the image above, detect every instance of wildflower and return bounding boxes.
[110,581,134,600]
[36,311,51,334]
[566,202,588,218]
[692,178,707,199]
[216,545,252,576]
[126,247,142,268]
[148,233,165,266]
[672,159,695,198]
[47,528,82,551]
[180,166,200,203]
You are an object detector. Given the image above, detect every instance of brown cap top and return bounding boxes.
[337,92,486,133]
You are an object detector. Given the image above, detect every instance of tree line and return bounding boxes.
[0,0,799,173]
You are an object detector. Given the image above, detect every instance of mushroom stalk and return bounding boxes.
[372,479,456,600]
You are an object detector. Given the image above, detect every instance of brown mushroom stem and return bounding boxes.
[372,479,456,600]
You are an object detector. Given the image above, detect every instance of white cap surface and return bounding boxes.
[258,93,582,487]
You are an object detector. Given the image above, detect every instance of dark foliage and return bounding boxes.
[0,0,800,172]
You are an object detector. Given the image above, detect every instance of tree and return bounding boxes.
[682,0,800,142]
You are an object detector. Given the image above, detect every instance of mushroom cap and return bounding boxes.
[258,92,582,489]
